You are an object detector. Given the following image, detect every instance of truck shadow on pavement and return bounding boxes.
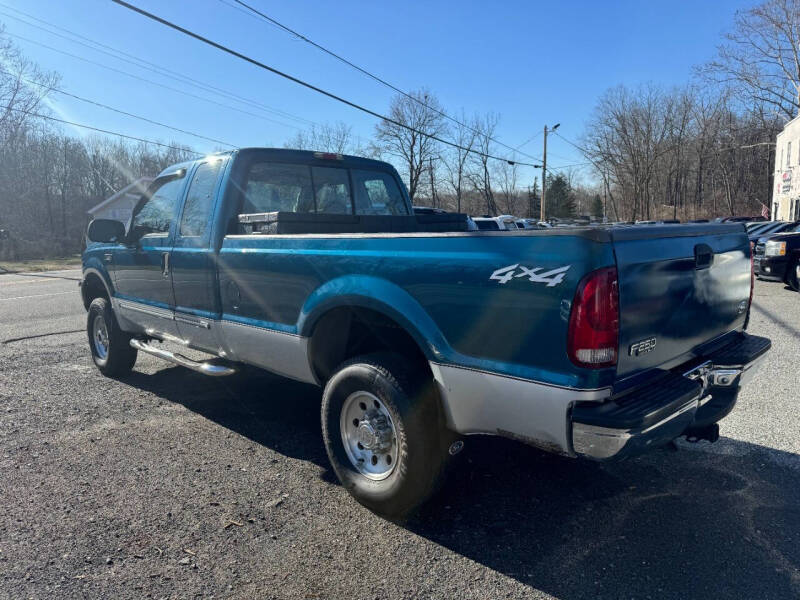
[123,366,800,600]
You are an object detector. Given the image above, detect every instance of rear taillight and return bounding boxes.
[567,267,619,368]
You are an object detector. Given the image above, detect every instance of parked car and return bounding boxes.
[495,214,519,230]
[515,219,540,230]
[472,215,517,230]
[714,216,767,223]
[748,221,797,243]
[80,148,770,518]
[753,224,800,291]
[472,217,501,230]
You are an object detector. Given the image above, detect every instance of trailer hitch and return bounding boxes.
[683,423,720,444]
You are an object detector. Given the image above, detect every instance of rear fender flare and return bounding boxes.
[297,275,450,361]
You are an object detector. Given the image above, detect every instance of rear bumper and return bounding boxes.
[753,255,787,280]
[571,333,770,460]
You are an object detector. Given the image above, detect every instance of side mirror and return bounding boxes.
[87,219,126,244]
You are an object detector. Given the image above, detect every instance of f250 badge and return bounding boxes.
[490,264,571,287]
[629,337,657,356]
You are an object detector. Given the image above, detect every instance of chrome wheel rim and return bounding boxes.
[92,314,109,360]
[339,391,398,480]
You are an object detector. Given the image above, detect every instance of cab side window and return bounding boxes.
[180,160,224,237]
[131,176,185,236]
[352,170,408,215]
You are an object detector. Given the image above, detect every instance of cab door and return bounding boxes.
[113,170,188,338]
[171,157,227,353]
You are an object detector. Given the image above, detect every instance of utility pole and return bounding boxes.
[540,123,560,222]
[429,157,436,208]
[541,125,548,222]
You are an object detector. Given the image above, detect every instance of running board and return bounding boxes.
[130,339,237,377]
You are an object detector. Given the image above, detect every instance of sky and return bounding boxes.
[0,0,758,186]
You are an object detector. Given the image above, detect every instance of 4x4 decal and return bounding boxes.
[490,264,571,287]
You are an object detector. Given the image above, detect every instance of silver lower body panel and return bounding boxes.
[429,362,610,456]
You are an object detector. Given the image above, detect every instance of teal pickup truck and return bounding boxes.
[81,148,770,517]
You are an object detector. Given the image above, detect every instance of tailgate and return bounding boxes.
[611,224,751,378]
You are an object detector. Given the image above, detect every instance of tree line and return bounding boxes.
[579,0,798,222]
[285,90,591,220]
[0,27,194,261]
[2,0,796,261]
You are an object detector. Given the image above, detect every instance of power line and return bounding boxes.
[553,131,592,155]
[3,29,315,135]
[548,161,593,170]
[4,69,237,148]
[0,3,315,128]
[6,106,202,154]
[223,0,545,164]
[112,0,541,168]
[514,130,543,153]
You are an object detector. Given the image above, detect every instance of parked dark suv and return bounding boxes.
[753,225,800,291]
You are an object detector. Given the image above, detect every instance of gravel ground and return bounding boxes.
[0,270,798,599]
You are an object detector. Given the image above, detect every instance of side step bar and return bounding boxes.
[130,339,237,377]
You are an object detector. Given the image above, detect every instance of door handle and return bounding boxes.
[161,252,170,277]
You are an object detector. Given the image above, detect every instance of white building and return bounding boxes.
[87,177,153,227]
[772,116,800,221]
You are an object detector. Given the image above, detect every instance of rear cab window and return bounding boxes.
[312,166,352,214]
[242,163,314,213]
[235,153,410,218]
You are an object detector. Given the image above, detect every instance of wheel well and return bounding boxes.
[308,306,431,383]
[81,272,110,310]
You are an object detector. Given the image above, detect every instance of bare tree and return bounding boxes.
[441,109,477,212]
[467,112,500,215]
[581,82,779,221]
[496,157,520,215]
[701,0,800,118]
[284,121,360,154]
[0,25,59,151]
[374,88,447,201]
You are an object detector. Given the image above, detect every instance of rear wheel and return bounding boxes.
[787,257,800,292]
[321,353,451,519]
[87,297,137,377]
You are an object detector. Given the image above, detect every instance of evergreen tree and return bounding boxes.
[591,194,604,218]
[546,174,576,218]
[527,176,540,218]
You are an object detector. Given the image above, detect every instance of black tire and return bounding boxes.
[321,353,451,519]
[87,297,137,377]
[787,257,800,292]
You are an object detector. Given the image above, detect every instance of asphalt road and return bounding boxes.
[0,270,798,599]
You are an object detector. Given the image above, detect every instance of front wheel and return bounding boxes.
[87,297,137,377]
[321,353,450,519]
[787,258,800,292]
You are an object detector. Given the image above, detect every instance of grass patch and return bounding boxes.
[0,255,82,273]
